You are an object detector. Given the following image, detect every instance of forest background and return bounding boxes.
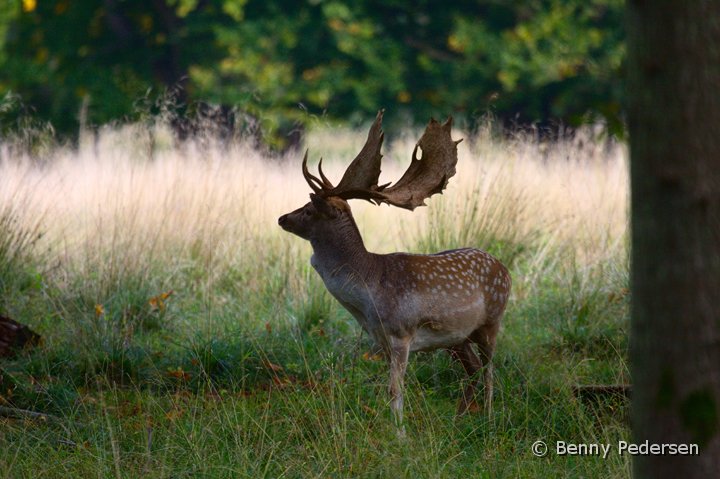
[0,0,624,147]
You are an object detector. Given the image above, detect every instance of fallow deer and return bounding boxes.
[278,111,511,428]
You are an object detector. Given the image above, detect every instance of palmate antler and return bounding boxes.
[302,110,462,211]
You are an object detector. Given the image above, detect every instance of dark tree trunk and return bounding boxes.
[627,1,720,477]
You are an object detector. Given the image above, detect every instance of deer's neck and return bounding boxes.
[309,216,375,281]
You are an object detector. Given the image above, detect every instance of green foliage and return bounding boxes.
[0,0,624,145]
[451,0,625,134]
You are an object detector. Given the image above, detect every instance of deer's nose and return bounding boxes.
[278,214,288,227]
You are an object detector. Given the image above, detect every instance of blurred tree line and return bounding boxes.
[0,0,624,148]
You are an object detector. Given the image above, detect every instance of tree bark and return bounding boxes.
[628,1,720,477]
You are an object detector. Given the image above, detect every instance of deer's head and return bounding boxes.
[278,194,352,241]
[278,110,462,241]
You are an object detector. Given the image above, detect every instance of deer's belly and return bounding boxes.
[411,326,473,352]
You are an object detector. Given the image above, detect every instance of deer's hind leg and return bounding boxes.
[448,341,483,415]
[471,320,501,416]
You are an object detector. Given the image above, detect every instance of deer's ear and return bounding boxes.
[310,194,339,219]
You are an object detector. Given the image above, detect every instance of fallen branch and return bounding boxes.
[0,405,60,422]
[0,405,83,447]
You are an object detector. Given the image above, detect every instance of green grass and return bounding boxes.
[0,123,630,477]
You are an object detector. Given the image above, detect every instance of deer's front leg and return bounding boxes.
[388,335,410,431]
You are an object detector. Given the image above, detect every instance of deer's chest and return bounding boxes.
[311,254,377,327]
[311,255,364,302]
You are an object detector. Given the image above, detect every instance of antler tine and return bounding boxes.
[317,158,335,189]
[302,150,325,194]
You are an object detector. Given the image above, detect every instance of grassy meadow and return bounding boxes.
[0,120,630,477]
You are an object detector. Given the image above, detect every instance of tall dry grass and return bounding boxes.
[2,123,627,259]
[0,120,628,347]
